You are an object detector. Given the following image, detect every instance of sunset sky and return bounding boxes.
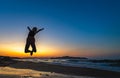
[0,0,120,58]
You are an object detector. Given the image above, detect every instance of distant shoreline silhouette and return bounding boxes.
[25,26,44,56]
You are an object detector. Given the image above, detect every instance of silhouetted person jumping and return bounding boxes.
[25,26,44,56]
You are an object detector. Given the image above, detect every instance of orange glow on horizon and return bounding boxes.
[0,43,70,57]
[0,42,111,58]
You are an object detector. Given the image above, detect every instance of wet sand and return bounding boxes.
[0,66,93,78]
[0,61,120,78]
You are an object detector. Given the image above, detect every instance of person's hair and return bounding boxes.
[32,27,37,31]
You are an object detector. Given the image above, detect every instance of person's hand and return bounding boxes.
[27,26,31,31]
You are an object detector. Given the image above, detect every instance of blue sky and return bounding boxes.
[0,0,120,58]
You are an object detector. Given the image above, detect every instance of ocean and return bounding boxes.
[15,58,120,72]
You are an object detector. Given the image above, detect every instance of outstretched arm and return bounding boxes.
[36,28,44,33]
[27,26,31,31]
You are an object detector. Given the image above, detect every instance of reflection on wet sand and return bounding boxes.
[0,67,94,78]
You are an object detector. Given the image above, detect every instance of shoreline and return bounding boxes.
[7,61,120,78]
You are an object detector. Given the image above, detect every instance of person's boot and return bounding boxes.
[30,51,33,56]
[32,49,36,53]
[25,50,31,53]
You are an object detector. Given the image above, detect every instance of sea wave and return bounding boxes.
[15,58,120,72]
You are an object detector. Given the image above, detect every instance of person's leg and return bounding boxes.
[31,42,36,52]
[31,38,36,52]
[25,41,31,53]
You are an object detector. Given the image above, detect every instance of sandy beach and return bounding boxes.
[0,60,120,78]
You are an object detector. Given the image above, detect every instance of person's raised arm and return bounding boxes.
[36,28,44,33]
[27,26,31,31]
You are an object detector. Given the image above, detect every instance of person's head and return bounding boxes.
[32,27,37,32]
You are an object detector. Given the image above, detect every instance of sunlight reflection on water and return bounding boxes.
[0,67,95,78]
